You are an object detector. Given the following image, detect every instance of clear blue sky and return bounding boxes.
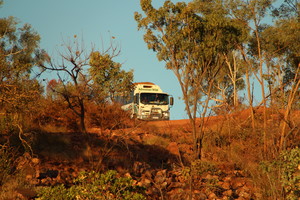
[1,0,188,119]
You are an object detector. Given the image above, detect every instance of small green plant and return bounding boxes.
[181,160,217,181]
[36,184,70,200]
[191,160,217,176]
[261,147,300,199]
[280,147,300,200]
[37,170,146,200]
[0,146,34,199]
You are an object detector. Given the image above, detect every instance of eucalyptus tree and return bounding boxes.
[265,0,300,102]
[221,51,246,108]
[227,0,277,155]
[228,0,300,152]
[192,0,248,110]
[89,51,134,103]
[264,0,300,150]
[0,11,44,136]
[135,0,247,159]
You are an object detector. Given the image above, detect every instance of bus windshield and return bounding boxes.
[140,93,169,105]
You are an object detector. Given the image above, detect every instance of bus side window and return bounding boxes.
[134,94,139,104]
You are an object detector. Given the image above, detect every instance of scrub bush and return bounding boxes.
[280,147,300,200]
[37,170,146,200]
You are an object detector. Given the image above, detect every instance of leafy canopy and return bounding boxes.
[0,14,43,115]
[89,51,134,102]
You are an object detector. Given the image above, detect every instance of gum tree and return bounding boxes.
[227,0,276,155]
[0,3,44,146]
[228,0,300,153]
[89,51,134,103]
[266,0,300,150]
[135,0,247,159]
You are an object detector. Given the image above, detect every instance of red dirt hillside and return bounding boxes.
[2,107,299,199]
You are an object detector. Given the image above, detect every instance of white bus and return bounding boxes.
[121,82,174,120]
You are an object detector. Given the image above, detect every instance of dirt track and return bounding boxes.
[147,107,300,132]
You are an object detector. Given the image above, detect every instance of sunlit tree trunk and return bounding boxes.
[238,45,256,130]
[224,52,243,107]
[246,68,256,131]
[279,64,300,150]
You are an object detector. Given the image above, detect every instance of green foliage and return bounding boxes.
[41,37,134,132]
[89,51,134,103]
[261,17,300,88]
[260,147,300,199]
[191,159,217,176]
[280,147,300,200]
[182,160,217,181]
[135,0,248,159]
[0,16,42,81]
[135,0,247,79]
[37,170,146,200]
[0,13,44,150]
[37,184,70,200]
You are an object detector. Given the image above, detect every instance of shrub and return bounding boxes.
[0,145,13,185]
[37,170,146,200]
[36,184,70,200]
[181,160,217,183]
[34,98,79,132]
[260,147,300,199]
[280,147,300,200]
[87,103,132,130]
[144,135,169,148]
[0,147,34,200]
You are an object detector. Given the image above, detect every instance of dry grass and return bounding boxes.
[1,104,299,199]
